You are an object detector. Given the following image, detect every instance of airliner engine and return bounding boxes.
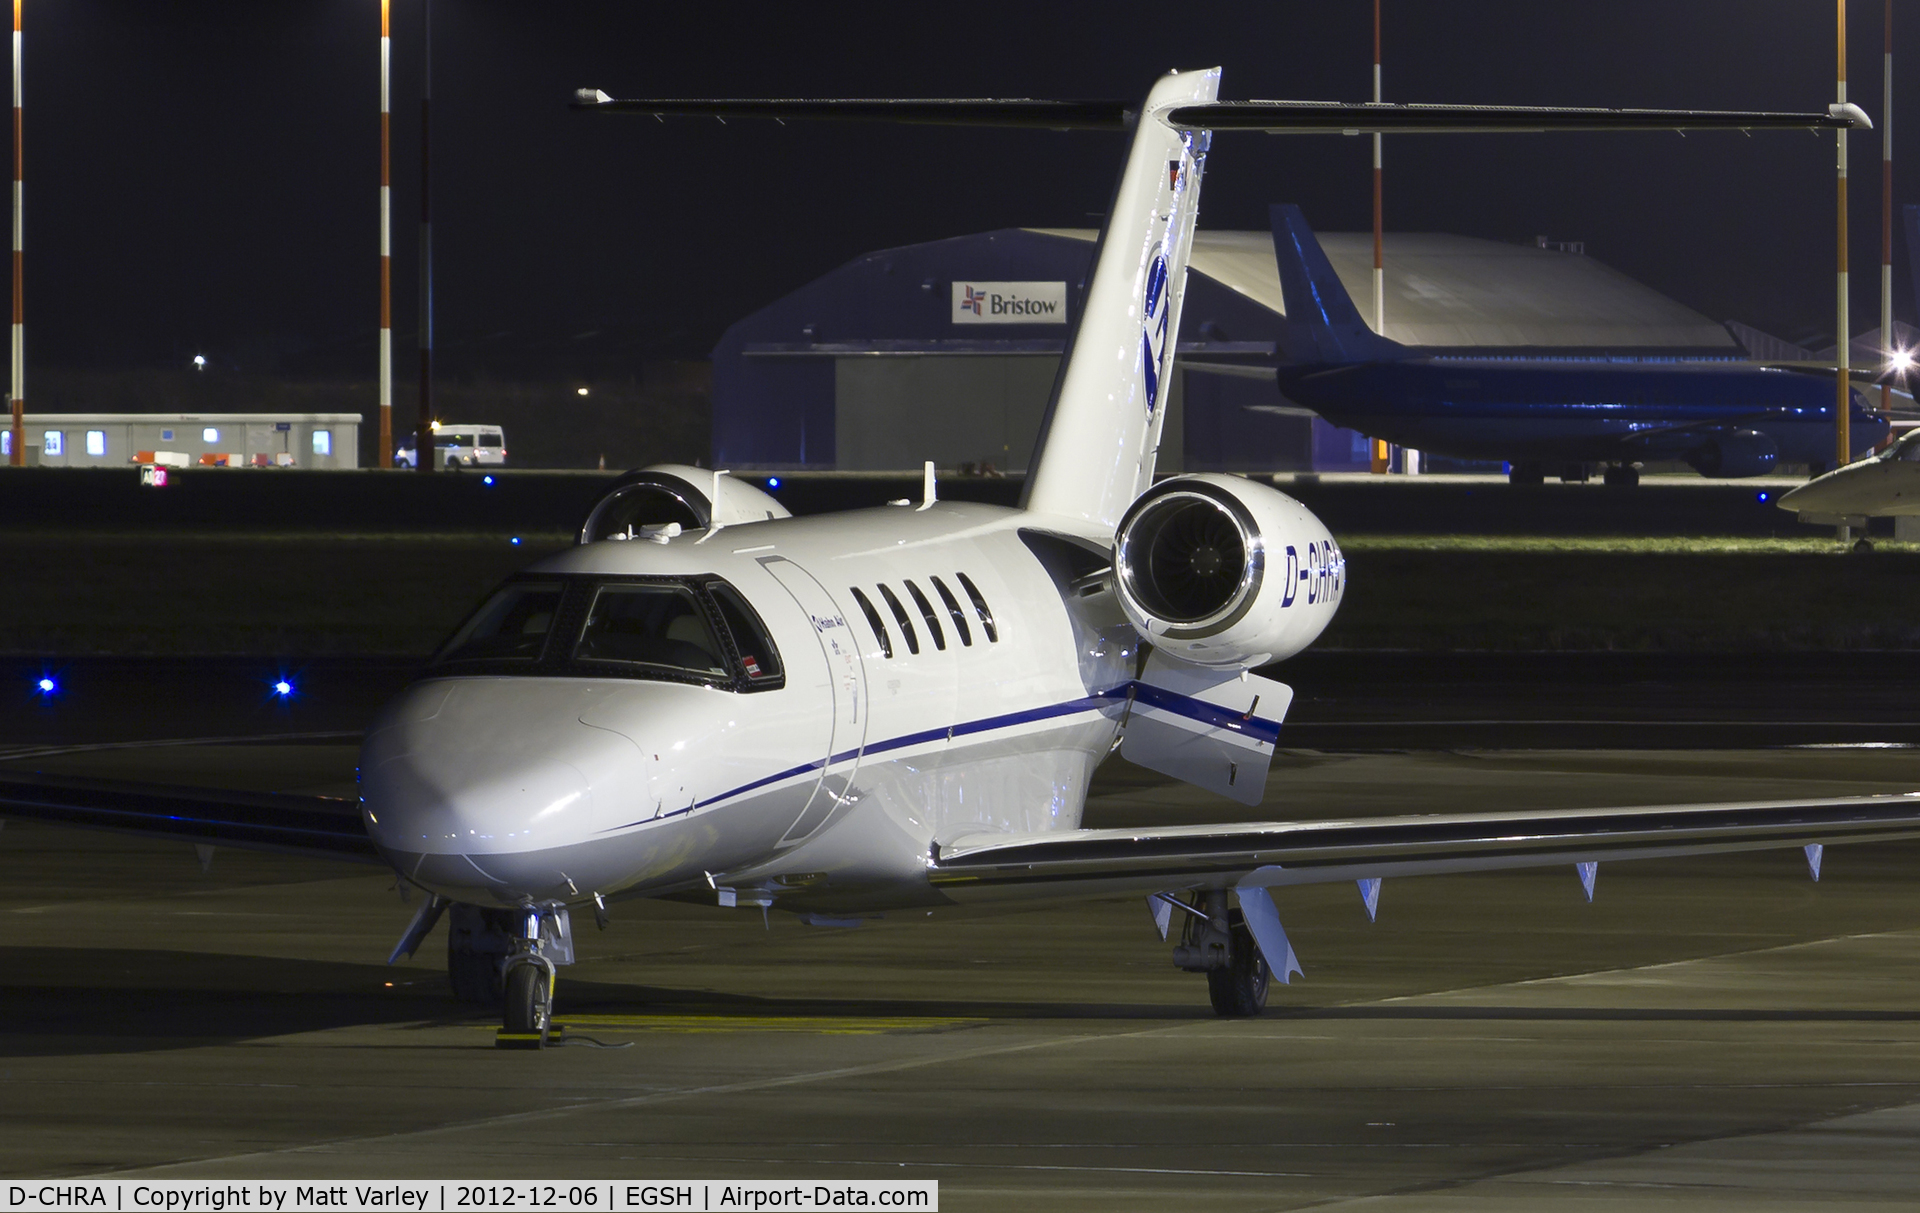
[1113,474,1344,668]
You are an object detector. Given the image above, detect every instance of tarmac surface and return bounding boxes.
[3,736,1919,1208]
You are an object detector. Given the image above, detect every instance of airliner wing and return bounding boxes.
[0,772,379,863]
[929,793,1920,899]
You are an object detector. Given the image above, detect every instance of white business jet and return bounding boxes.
[2,73,1908,1047]
[1778,425,1920,541]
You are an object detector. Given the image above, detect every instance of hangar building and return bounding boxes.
[712,227,1738,473]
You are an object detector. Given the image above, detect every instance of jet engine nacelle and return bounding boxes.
[1113,474,1345,669]
[579,463,791,543]
[1686,429,1778,479]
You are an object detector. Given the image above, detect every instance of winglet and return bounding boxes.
[1830,102,1873,130]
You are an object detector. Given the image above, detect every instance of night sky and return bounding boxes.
[14,1,1920,383]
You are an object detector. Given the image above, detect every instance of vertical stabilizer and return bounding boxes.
[1270,204,1408,364]
[1023,69,1220,532]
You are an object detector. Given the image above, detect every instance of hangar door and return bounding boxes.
[833,355,1184,473]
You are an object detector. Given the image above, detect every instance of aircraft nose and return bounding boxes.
[359,679,647,900]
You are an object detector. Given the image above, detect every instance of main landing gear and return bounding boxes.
[442,902,576,1048]
[1170,890,1271,1017]
[1602,463,1640,487]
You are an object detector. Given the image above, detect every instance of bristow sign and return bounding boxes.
[951,281,1067,325]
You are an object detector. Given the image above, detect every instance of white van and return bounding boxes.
[397,424,507,469]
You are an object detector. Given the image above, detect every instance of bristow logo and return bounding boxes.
[1140,253,1171,416]
[961,286,986,316]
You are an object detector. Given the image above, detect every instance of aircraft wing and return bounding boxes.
[0,771,380,863]
[928,793,1920,900]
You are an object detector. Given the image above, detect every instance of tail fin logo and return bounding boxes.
[1141,253,1171,416]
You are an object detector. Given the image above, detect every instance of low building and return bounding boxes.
[3,413,361,469]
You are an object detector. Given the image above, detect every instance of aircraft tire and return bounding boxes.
[1206,913,1270,1017]
[503,961,550,1038]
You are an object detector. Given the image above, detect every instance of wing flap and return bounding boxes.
[1119,653,1291,806]
[930,793,1920,898]
[0,772,380,863]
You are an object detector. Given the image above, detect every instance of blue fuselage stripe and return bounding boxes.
[601,680,1283,832]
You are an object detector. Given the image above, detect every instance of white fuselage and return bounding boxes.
[360,502,1152,914]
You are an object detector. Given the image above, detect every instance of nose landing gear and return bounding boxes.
[493,902,576,1050]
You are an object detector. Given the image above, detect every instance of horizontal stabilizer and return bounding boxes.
[930,792,1920,899]
[575,93,1865,135]
[1119,651,1291,806]
[1167,100,1867,134]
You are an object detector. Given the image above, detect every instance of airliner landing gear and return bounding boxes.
[1507,461,1545,486]
[494,901,575,1050]
[1602,463,1640,487]
[1171,891,1270,1017]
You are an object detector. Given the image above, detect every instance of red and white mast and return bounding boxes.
[379,0,393,467]
[1881,0,1894,425]
[1368,0,1390,475]
[1836,0,1852,475]
[8,0,21,467]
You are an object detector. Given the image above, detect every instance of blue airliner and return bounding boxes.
[1267,205,1886,485]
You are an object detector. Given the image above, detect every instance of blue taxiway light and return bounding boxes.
[35,677,56,695]
[767,477,781,489]
[483,475,495,486]
[510,536,522,546]
[272,680,294,697]
[1756,491,1771,503]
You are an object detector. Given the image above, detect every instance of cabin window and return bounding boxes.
[849,587,893,659]
[904,580,945,650]
[573,584,729,679]
[436,581,564,664]
[709,581,785,686]
[955,572,998,642]
[929,576,972,646]
[877,584,919,655]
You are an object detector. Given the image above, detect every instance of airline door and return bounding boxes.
[759,556,869,843]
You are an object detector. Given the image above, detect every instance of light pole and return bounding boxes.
[379,0,393,467]
[1836,0,1852,492]
[9,0,22,467]
[415,0,434,473]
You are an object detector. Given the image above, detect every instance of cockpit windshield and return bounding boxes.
[574,584,728,677]
[435,581,563,664]
[431,574,784,692]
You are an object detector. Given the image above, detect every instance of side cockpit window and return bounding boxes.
[710,581,786,687]
[435,581,563,664]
